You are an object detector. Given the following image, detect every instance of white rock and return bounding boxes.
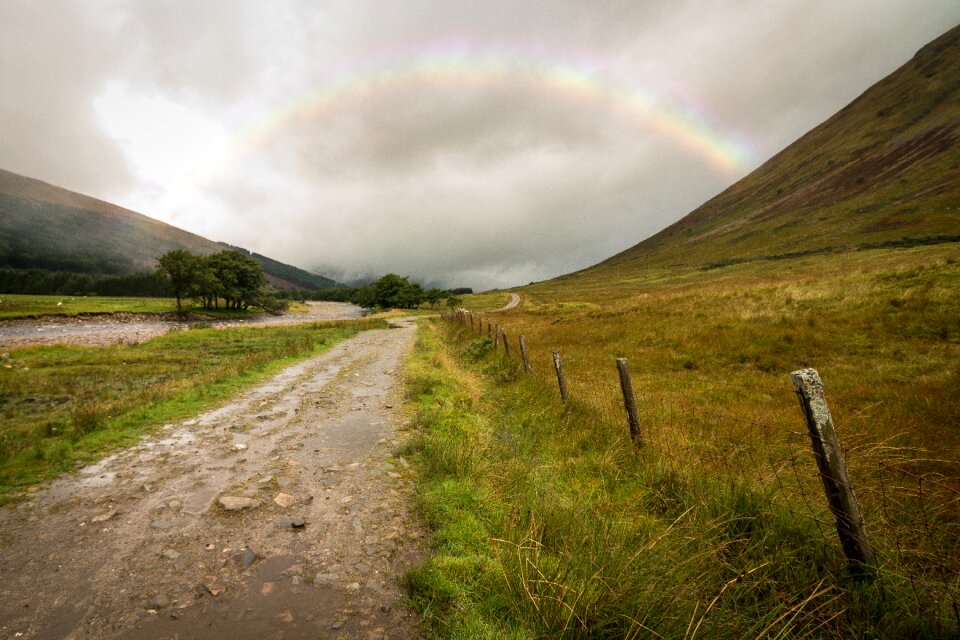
[218,496,261,511]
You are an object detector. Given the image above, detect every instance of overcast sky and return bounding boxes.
[1,1,957,289]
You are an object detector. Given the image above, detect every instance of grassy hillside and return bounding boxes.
[577,24,959,278]
[401,26,960,638]
[0,169,341,290]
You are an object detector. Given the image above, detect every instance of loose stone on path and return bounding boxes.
[218,496,261,511]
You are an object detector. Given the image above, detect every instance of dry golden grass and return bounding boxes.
[412,243,960,636]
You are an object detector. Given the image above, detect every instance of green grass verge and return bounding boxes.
[0,318,387,498]
[0,293,272,319]
[401,319,956,639]
[456,292,513,312]
[0,294,176,319]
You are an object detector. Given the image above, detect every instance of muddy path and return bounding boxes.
[0,301,366,349]
[0,319,425,639]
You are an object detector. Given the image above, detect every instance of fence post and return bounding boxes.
[487,321,492,337]
[493,322,500,348]
[791,368,875,571]
[502,329,511,357]
[616,358,642,447]
[552,351,568,401]
[469,312,475,332]
[519,335,531,372]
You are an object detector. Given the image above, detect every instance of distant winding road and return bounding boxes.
[499,293,521,311]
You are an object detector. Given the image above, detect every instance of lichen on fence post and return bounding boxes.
[553,351,568,401]
[519,335,531,372]
[791,367,875,572]
[616,358,643,447]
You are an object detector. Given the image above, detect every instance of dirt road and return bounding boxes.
[0,318,424,639]
[499,294,521,311]
[0,301,366,349]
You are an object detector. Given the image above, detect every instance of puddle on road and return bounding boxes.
[2,322,423,640]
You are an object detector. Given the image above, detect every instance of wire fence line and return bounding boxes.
[442,309,960,630]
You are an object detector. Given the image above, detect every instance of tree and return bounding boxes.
[156,249,268,313]
[373,274,409,309]
[350,274,427,310]
[397,281,425,309]
[191,261,222,310]
[424,288,444,307]
[205,251,266,310]
[156,250,197,315]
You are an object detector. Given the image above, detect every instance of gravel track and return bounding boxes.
[0,318,425,639]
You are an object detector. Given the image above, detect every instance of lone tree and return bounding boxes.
[155,250,197,316]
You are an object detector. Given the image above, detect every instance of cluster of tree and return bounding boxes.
[349,274,472,309]
[269,275,468,310]
[0,268,171,297]
[156,249,269,314]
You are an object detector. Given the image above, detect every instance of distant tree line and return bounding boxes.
[156,249,274,314]
[1,254,473,314]
[272,274,469,310]
[0,267,172,297]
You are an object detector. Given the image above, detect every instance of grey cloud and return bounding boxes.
[0,1,132,194]
[2,1,958,290]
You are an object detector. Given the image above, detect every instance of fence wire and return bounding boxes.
[444,311,960,628]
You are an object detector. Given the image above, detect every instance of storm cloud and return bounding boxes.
[2,1,957,289]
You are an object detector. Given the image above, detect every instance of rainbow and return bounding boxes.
[200,41,759,179]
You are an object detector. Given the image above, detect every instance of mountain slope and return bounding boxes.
[579,24,960,277]
[0,169,341,290]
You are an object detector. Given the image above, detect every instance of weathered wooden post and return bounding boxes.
[519,335,531,372]
[493,322,500,348]
[791,368,875,571]
[616,358,642,446]
[552,351,568,401]
[487,321,492,337]
[469,312,475,332]
[502,329,511,357]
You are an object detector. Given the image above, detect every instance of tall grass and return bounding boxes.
[404,244,959,638]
